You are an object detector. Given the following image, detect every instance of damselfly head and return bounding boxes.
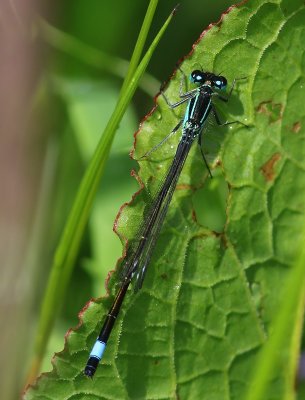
[190,70,227,90]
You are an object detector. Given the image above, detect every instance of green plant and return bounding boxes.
[24,0,305,398]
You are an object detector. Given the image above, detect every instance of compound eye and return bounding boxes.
[214,76,227,89]
[190,70,205,84]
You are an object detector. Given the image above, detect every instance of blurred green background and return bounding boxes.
[0,1,246,399]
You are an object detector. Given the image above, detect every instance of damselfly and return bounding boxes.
[84,68,242,377]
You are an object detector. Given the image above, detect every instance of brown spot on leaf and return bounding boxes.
[260,153,281,181]
[256,100,283,123]
[291,121,301,133]
[191,209,197,223]
[215,159,222,167]
[176,183,192,190]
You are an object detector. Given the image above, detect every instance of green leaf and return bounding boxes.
[24,0,305,399]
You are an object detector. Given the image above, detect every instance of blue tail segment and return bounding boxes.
[84,340,106,377]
